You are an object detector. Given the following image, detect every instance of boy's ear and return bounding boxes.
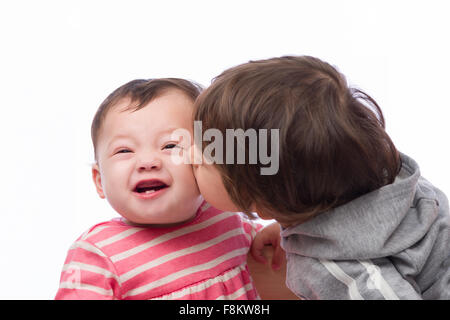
[92,163,105,199]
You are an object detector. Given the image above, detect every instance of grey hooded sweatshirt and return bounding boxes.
[281,153,450,300]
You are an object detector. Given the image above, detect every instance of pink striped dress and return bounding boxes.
[55,202,262,300]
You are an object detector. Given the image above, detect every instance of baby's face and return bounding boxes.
[92,90,202,225]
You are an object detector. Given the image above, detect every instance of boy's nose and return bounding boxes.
[137,159,162,171]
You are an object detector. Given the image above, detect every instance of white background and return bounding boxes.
[1,0,449,299]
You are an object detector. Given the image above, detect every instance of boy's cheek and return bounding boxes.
[188,146,231,210]
[194,165,240,212]
[189,144,203,166]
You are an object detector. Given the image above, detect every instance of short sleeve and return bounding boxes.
[55,239,121,300]
[239,213,264,243]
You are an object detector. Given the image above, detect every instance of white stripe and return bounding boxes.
[59,281,113,297]
[69,240,107,257]
[122,247,248,298]
[243,232,252,244]
[201,202,211,211]
[216,283,254,300]
[111,211,236,263]
[241,220,256,243]
[243,220,258,240]
[358,260,400,300]
[120,227,244,282]
[319,259,364,300]
[151,264,246,300]
[63,262,120,284]
[95,227,144,248]
[80,226,109,241]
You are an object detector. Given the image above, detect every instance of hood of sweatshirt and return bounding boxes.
[281,153,442,260]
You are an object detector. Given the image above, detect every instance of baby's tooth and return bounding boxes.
[145,190,155,194]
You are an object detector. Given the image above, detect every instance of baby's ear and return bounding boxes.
[92,163,105,199]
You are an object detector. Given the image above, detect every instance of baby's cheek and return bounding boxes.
[177,164,201,195]
[191,167,209,197]
[192,167,208,196]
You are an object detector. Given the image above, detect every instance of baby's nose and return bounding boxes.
[138,159,162,171]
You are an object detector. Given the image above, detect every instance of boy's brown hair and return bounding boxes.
[194,55,400,225]
[91,78,203,159]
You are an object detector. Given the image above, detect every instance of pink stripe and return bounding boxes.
[65,247,112,270]
[169,274,250,300]
[55,288,113,300]
[121,234,247,279]
[79,221,127,243]
[55,204,262,300]
[60,269,118,291]
[124,256,247,299]
[121,240,247,293]
[114,217,241,271]
[131,267,256,300]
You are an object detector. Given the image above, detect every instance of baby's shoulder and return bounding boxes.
[75,218,138,245]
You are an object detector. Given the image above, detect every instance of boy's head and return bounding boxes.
[193,56,400,225]
[91,78,204,225]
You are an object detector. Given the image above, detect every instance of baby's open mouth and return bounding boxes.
[133,179,168,194]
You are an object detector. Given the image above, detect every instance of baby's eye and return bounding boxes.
[115,149,132,154]
[163,143,180,150]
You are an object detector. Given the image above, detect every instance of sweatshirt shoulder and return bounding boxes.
[285,253,345,300]
[415,177,450,231]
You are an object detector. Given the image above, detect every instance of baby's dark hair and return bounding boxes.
[91,78,203,159]
[194,55,400,224]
